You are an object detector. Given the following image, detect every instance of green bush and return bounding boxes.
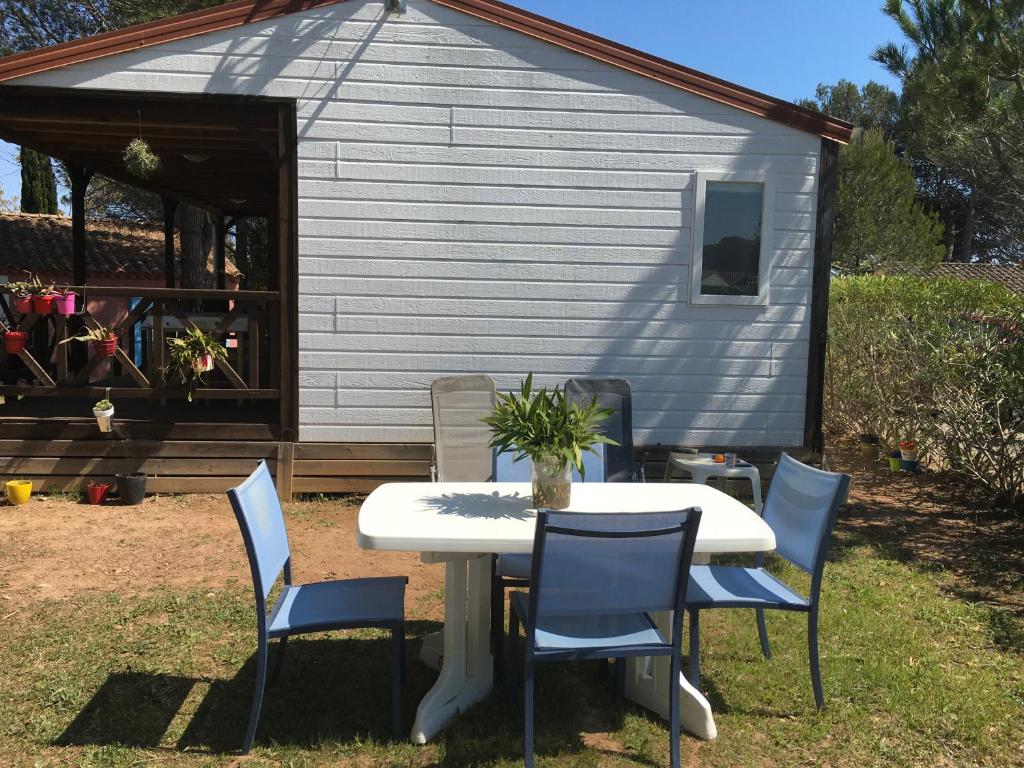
[827,275,1024,509]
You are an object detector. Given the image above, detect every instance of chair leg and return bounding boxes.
[808,608,825,710]
[756,608,772,659]
[687,609,700,688]
[491,567,504,685]
[523,656,535,768]
[669,649,681,768]
[613,657,626,699]
[242,636,269,754]
[507,605,520,704]
[391,626,404,739]
[268,635,289,687]
[399,628,407,684]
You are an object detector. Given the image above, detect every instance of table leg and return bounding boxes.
[624,610,718,741]
[411,554,493,744]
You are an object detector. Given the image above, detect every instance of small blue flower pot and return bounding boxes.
[900,459,919,473]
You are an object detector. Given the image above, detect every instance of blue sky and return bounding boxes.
[0,1,901,203]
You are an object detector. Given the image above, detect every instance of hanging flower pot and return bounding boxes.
[60,325,118,358]
[92,338,118,358]
[192,353,215,373]
[86,481,111,505]
[54,291,77,316]
[123,137,160,179]
[5,479,32,506]
[12,296,32,314]
[31,293,56,314]
[3,330,28,354]
[93,399,114,432]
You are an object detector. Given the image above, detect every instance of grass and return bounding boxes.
[0,544,1020,766]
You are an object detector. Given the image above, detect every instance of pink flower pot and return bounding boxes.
[54,292,76,315]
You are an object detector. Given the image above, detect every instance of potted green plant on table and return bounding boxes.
[482,373,617,509]
[60,325,118,358]
[93,399,115,432]
[166,323,227,402]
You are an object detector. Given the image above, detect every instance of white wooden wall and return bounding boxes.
[13,0,821,446]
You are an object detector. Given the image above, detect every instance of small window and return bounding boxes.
[690,172,774,305]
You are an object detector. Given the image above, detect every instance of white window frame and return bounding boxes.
[689,170,775,306]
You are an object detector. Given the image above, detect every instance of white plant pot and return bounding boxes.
[192,354,215,373]
[94,406,114,433]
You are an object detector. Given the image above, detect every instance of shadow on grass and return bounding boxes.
[824,446,1024,642]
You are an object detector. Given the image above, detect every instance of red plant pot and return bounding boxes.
[31,294,56,314]
[12,296,32,314]
[91,338,118,358]
[54,292,77,315]
[3,330,28,354]
[86,483,110,505]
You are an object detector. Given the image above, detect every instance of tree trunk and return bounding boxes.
[178,204,212,288]
[958,192,975,263]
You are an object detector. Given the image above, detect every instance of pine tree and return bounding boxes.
[19,148,58,214]
[834,129,945,275]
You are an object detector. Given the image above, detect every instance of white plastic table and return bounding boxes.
[357,482,776,744]
[667,453,764,515]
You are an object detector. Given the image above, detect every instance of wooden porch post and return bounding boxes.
[214,214,227,290]
[68,165,94,287]
[162,197,178,288]
[276,102,299,451]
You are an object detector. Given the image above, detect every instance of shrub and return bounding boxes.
[827,275,1024,509]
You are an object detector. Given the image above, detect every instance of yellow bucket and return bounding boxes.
[5,480,32,505]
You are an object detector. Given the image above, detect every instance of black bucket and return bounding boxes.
[116,472,147,505]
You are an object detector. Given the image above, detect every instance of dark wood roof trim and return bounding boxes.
[0,0,853,143]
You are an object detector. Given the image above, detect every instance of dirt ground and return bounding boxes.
[0,493,445,617]
[0,448,1020,621]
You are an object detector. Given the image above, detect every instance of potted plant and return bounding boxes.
[93,399,115,432]
[5,478,32,505]
[115,472,147,505]
[2,328,28,354]
[482,374,616,509]
[166,323,227,402]
[123,137,160,179]
[858,433,879,460]
[86,480,111,505]
[6,281,34,314]
[60,325,118,358]
[54,286,77,316]
[888,449,902,472]
[899,440,918,462]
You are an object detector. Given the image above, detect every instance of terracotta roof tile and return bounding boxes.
[0,211,240,282]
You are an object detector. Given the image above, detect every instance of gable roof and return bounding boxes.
[0,212,240,281]
[0,0,853,144]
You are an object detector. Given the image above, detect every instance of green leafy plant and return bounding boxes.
[123,137,160,179]
[482,373,618,478]
[5,280,33,297]
[59,325,116,344]
[93,399,113,412]
[165,323,226,402]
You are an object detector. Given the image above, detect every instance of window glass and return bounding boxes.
[700,181,764,296]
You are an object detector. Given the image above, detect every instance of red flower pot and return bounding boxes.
[12,296,32,314]
[92,338,118,358]
[3,330,28,354]
[86,483,110,505]
[31,294,56,314]
[54,292,77,315]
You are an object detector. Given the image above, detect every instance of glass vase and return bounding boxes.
[531,456,572,510]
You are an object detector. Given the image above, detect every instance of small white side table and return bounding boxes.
[666,453,763,516]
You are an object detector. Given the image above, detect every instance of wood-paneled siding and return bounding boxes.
[14,0,821,448]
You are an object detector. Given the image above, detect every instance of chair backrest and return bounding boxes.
[493,444,605,483]
[564,378,635,482]
[763,453,851,575]
[529,508,701,619]
[431,374,496,482]
[226,460,291,601]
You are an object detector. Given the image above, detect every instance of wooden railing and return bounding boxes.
[0,286,280,400]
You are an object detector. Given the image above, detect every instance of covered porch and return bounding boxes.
[0,85,300,494]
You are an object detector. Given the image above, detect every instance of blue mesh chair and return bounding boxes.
[227,461,407,753]
[490,446,605,682]
[686,453,850,709]
[508,508,702,768]
[564,377,645,481]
